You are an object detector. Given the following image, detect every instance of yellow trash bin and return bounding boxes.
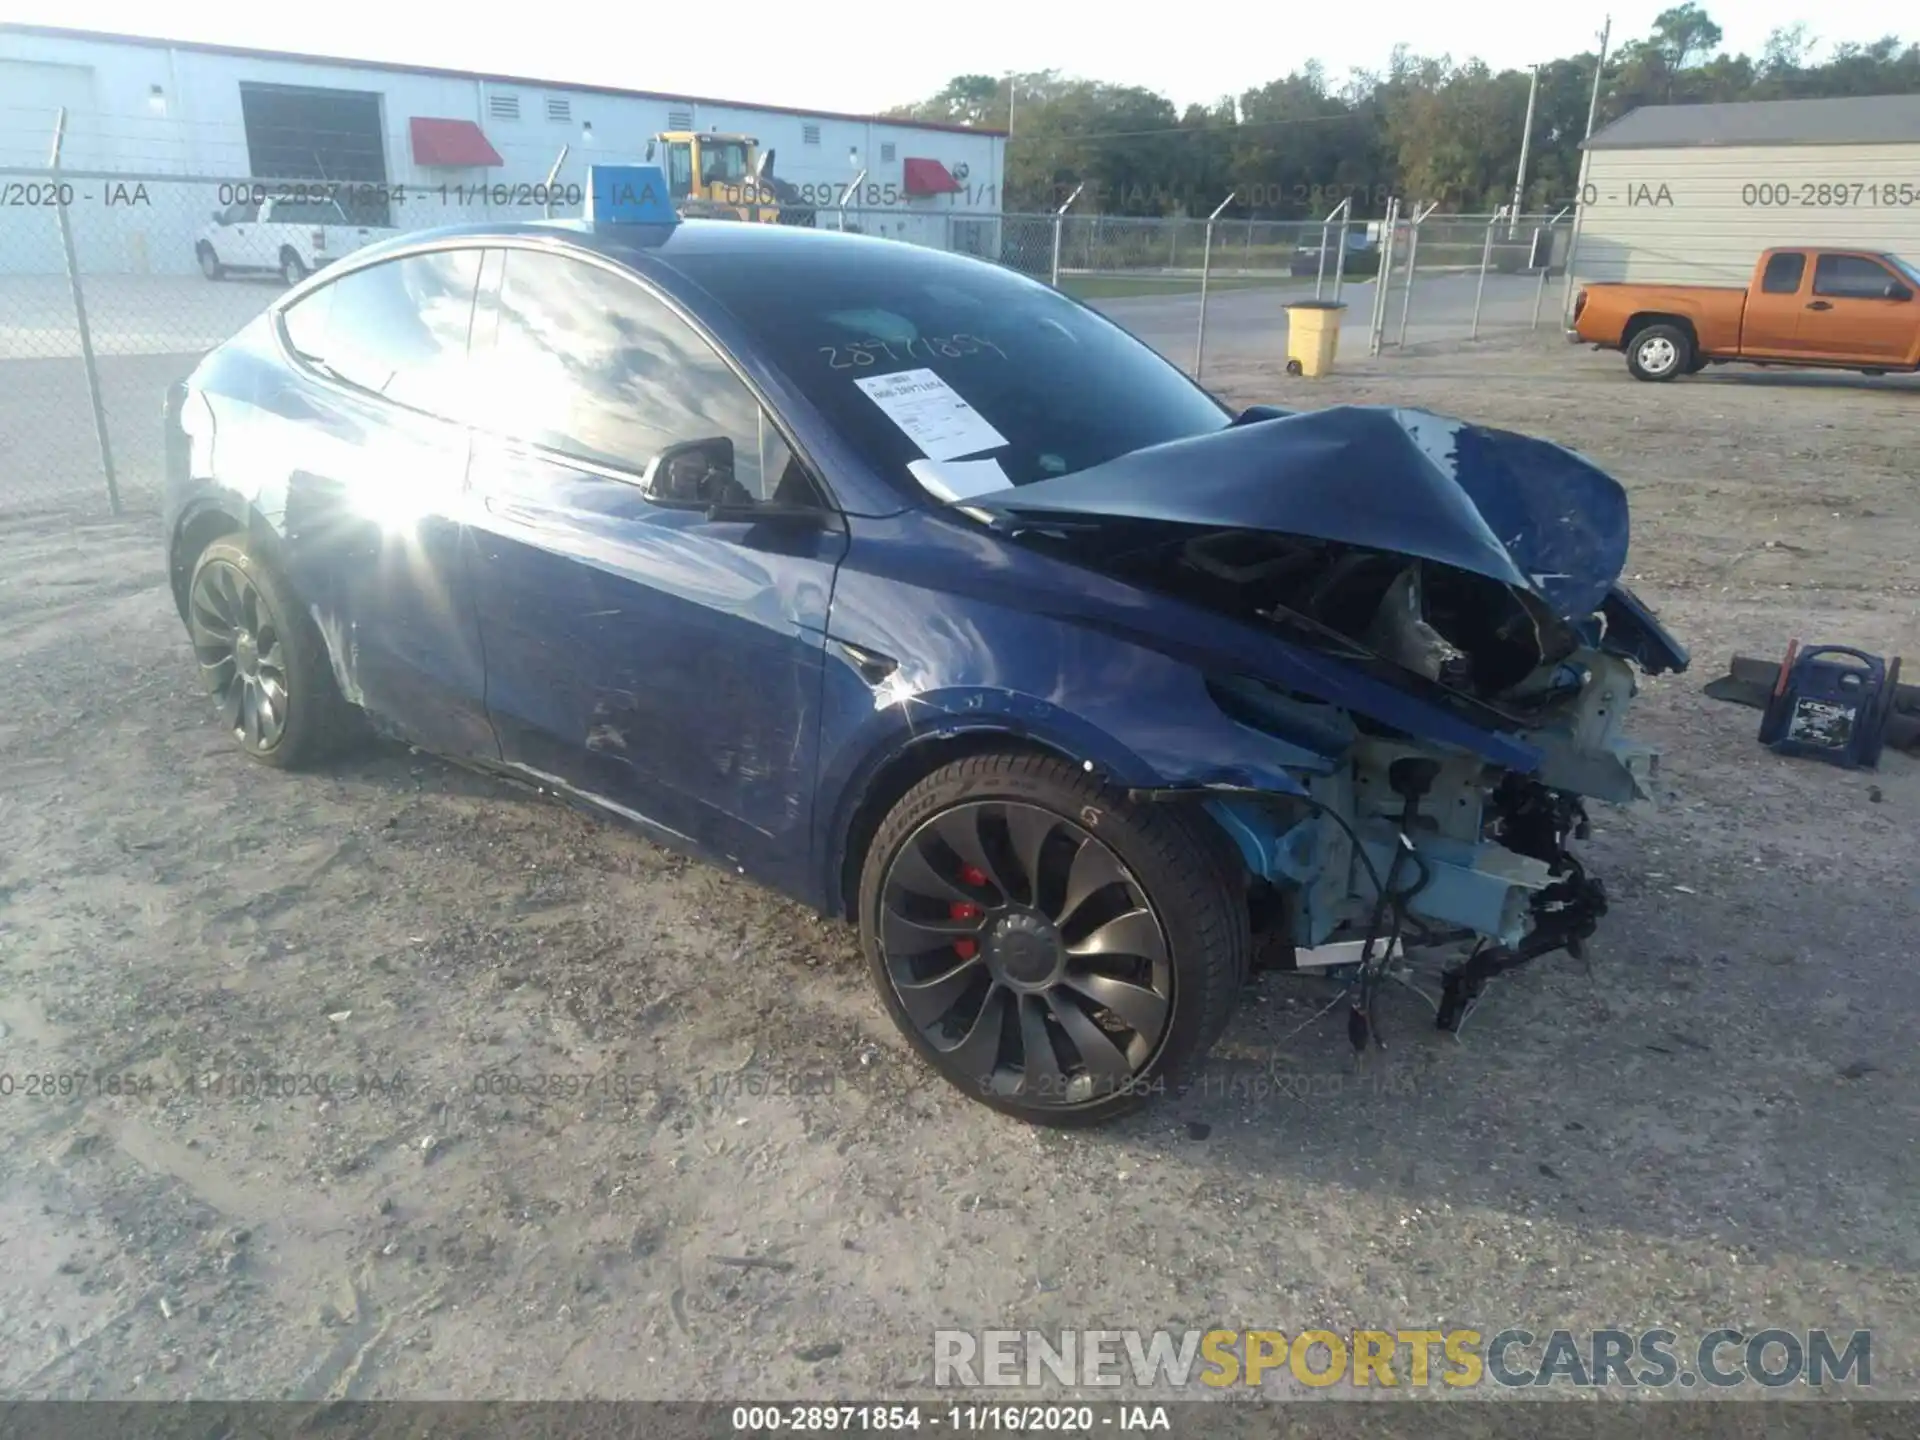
[1284,299,1347,378]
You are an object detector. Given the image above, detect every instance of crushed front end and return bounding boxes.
[1198,655,1644,1032]
[974,403,1689,1031]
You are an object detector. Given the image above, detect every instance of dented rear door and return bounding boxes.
[275,246,496,758]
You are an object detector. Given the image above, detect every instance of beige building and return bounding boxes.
[1571,93,1920,286]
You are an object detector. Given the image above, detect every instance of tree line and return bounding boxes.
[885,7,1920,217]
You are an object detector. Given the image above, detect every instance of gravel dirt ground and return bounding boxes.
[1,330,1916,1406]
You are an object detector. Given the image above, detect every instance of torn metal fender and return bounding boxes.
[1597,584,1691,676]
[812,655,1350,915]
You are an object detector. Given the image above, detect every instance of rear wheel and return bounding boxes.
[185,536,353,768]
[859,752,1248,1126]
[1626,323,1691,381]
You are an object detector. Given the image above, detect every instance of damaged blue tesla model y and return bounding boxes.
[164,191,1687,1125]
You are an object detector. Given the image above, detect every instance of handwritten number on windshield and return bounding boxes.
[819,333,1006,370]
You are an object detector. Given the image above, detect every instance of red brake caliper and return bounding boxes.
[951,865,989,959]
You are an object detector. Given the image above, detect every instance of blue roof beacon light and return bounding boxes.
[585,164,679,225]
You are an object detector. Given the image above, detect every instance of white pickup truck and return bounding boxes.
[195,196,393,285]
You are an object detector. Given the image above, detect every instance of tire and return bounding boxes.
[858,752,1249,1126]
[184,535,355,769]
[279,248,308,286]
[196,243,224,281]
[1626,322,1691,382]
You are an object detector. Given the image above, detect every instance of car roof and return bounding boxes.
[357,215,960,273]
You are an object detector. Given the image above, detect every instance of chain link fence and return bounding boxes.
[0,172,1020,519]
[1364,208,1578,355]
[997,207,1577,382]
[1,169,1579,521]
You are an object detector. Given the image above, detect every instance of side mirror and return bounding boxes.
[640,436,740,510]
[1886,282,1911,301]
[1233,404,1295,426]
[756,148,774,178]
[644,139,657,161]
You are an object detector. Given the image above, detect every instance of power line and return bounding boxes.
[1000,109,1380,144]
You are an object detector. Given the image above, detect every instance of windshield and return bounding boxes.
[1888,254,1920,288]
[669,240,1232,497]
[701,141,751,185]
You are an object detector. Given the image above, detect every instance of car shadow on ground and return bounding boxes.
[315,708,1918,1283]
[1695,368,1920,392]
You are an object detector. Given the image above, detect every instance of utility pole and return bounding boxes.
[1561,16,1615,325]
[1584,15,1613,139]
[1510,63,1540,217]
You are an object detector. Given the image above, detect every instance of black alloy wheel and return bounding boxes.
[880,799,1174,1109]
[863,752,1248,1124]
[183,535,355,768]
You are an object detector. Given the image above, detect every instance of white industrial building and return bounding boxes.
[1572,93,1920,286]
[0,24,1007,274]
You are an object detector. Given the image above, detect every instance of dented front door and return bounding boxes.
[462,438,844,883]
[458,245,845,888]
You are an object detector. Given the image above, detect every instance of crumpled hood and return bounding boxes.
[975,405,1626,619]
[971,403,1688,675]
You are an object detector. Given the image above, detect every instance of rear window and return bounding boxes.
[1760,252,1804,294]
[272,200,347,225]
[668,240,1230,498]
[281,249,483,419]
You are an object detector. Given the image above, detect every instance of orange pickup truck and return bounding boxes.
[1570,247,1920,381]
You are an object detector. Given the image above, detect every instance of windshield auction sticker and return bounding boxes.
[908,457,1014,502]
[854,367,1008,462]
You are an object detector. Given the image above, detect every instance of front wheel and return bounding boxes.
[196,243,224,281]
[1626,323,1691,381]
[859,752,1249,1126]
[279,248,308,286]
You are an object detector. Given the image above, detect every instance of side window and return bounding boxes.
[479,249,819,508]
[274,200,347,226]
[219,200,258,225]
[1760,252,1804,294]
[1814,254,1899,299]
[279,249,483,420]
[666,142,694,199]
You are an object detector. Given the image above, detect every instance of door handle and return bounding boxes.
[1806,300,1833,311]
[484,495,551,526]
[833,640,898,686]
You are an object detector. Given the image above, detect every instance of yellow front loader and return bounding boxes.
[645,132,816,226]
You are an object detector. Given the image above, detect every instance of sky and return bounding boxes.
[6,2,1911,116]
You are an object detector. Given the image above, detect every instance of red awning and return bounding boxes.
[902,157,963,196]
[409,117,503,167]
